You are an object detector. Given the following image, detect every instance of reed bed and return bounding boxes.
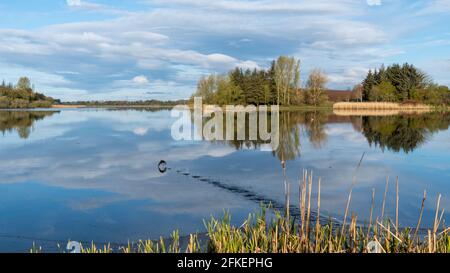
[30,172,448,253]
[204,172,448,253]
[333,102,432,110]
[333,109,432,116]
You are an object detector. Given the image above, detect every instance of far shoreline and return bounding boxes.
[51,104,86,109]
[2,102,447,112]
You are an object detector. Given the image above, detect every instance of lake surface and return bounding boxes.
[0,108,449,252]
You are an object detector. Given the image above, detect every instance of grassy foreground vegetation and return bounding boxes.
[30,172,448,253]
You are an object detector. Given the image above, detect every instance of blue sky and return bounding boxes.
[0,0,449,101]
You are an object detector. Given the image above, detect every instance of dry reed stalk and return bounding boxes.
[305,172,313,237]
[437,208,445,231]
[282,160,289,221]
[340,152,365,248]
[300,170,307,238]
[413,190,427,243]
[350,215,357,252]
[381,176,389,219]
[428,230,432,253]
[431,194,441,252]
[274,224,278,251]
[341,188,353,236]
[438,227,449,236]
[395,177,399,236]
[373,216,379,236]
[377,221,402,243]
[373,236,386,253]
[367,188,375,241]
[432,194,442,252]
[433,194,441,234]
[287,182,291,235]
[315,177,321,250]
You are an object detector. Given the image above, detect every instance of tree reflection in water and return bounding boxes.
[4,109,448,158]
[222,110,329,161]
[214,110,450,160]
[361,112,450,153]
[0,111,58,139]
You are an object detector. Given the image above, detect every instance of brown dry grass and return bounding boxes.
[333,102,432,110]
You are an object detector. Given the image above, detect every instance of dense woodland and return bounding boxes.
[361,63,450,105]
[0,77,56,108]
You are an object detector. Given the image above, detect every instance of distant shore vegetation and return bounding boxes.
[361,63,449,105]
[192,56,450,107]
[192,56,330,107]
[0,77,57,109]
[3,60,450,110]
[62,99,189,107]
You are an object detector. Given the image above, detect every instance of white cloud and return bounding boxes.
[327,67,369,86]
[67,0,82,6]
[66,0,101,9]
[133,127,150,136]
[132,75,150,85]
[418,0,450,14]
[66,0,125,14]
[148,0,359,14]
[366,0,381,6]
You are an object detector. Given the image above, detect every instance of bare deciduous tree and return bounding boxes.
[274,56,300,105]
[305,69,328,106]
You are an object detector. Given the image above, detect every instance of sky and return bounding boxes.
[0,0,449,101]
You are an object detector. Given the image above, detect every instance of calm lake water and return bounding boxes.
[0,108,449,252]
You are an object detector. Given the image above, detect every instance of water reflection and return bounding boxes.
[2,109,449,155]
[361,113,450,153]
[211,110,450,158]
[0,111,58,139]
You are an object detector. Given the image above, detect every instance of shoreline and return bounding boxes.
[51,104,86,109]
[1,102,447,112]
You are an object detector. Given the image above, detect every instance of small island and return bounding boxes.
[0,77,57,109]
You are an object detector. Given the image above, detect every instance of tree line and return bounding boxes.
[193,58,450,106]
[192,56,329,106]
[65,99,189,107]
[361,63,450,105]
[0,77,56,109]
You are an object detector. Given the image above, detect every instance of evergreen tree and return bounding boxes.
[362,70,375,101]
[361,63,438,103]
